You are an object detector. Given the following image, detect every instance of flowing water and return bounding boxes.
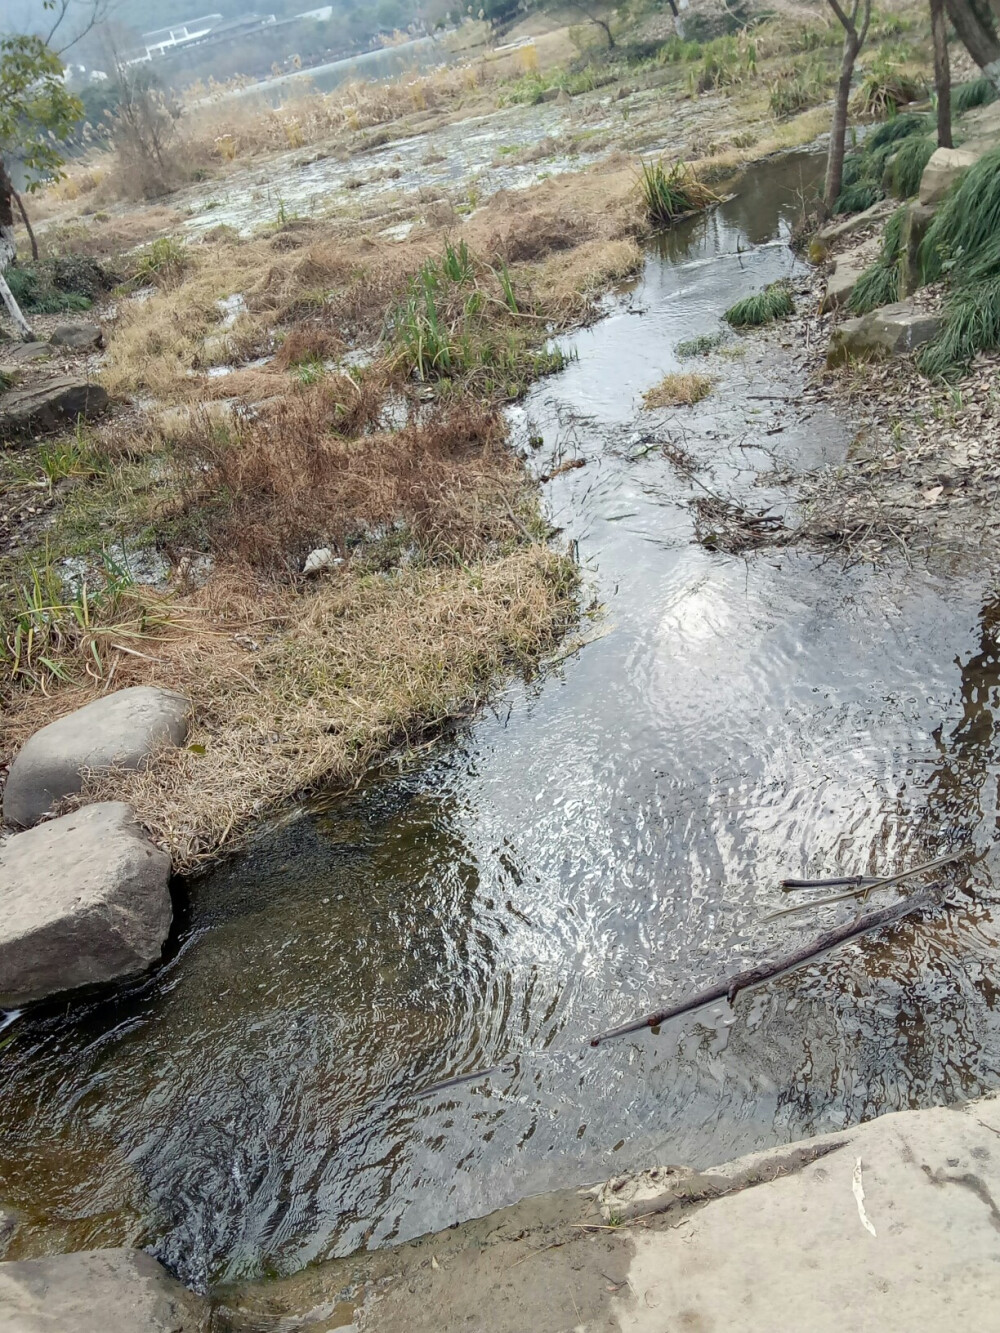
[5,151,1000,1294]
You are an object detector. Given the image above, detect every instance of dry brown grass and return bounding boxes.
[2,550,574,872]
[642,372,714,408]
[100,161,642,402]
[176,392,533,572]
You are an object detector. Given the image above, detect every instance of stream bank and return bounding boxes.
[4,150,1000,1301]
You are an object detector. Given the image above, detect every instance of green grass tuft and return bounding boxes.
[866,111,930,151]
[833,180,882,215]
[921,145,1000,285]
[724,281,794,328]
[952,76,998,114]
[847,206,906,314]
[675,330,727,356]
[638,160,720,227]
[916,148,1000,374]
[886,135,935,198]
[918,274,1000,377]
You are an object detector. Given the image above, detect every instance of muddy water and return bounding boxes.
[5,151,1000,1293]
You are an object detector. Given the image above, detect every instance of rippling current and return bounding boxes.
[4,151,1000,1291]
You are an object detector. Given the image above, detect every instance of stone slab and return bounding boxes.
[0,803,172,1007]
[0,1248,208,1332]
[3,685,190,828]
[827,299,943,367]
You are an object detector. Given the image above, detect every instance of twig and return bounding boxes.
[768,849,966,919]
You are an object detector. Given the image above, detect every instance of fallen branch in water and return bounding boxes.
[589,886,945,1048]
[416,886,950,1094]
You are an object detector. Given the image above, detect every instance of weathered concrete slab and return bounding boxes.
[609,1099,1000,1332]
[919,145,980,205]
[3,685,190,828]
[0,803,172,1007]
[221,1096,1000,1333]
[0,1248,209,1333]
[827,299,943,367]
[0,375,108,442]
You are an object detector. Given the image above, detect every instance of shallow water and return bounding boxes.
[4,150,1000,1292]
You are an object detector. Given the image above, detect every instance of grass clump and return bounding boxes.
[724,280,794,327]
[847,207,906,314]
[853,58,928,117]
[866,111,930,151]
[834,113,931,213]
[0,545,175,691]
[833,180,883,215]
[921,145,1000,286]
[4,256,115,314]
[917,146,1000,375]
[918,275,1000,378]
[675,330,726,356]
[130,236,189,287]
[952,76,998,114]
[886,134,935,199]
[642,372,713,408]
[389,240,566,396]
[638,161,720,227]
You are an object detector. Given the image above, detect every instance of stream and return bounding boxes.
[4,149,1000,1296]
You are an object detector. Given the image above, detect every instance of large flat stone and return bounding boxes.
[827,299,943,367]
[0,375,108,442]
[918,146,980,205]
[0,803,172,1007]
[3,685,190,828]
[0,1248,208,1332]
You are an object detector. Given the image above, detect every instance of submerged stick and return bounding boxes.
[589,885,944,1048]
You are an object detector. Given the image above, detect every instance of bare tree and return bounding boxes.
[945,0,1000,92]
[565,1,618,49]
[931,0,953,147]
[822,0,873,215]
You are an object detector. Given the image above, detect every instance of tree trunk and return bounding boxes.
[13,192,39,263]
[931,0,953,146]
[945,0,1000,89]
[823,34,859,215]
[0,157,36,343]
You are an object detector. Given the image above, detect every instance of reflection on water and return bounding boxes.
[3,152,1000,1290]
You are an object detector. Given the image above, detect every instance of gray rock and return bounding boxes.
[49,322,103,350]
[4,685,190,829]
[0,803,172,1007]
[827,300,943,368]
[898,201,936,298]
[815,198,896,247]
[918,146,979,205]
[0,1248,208,1333]
[821,245,869,313]
[0,375,108,442]
[1,342,52,366]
